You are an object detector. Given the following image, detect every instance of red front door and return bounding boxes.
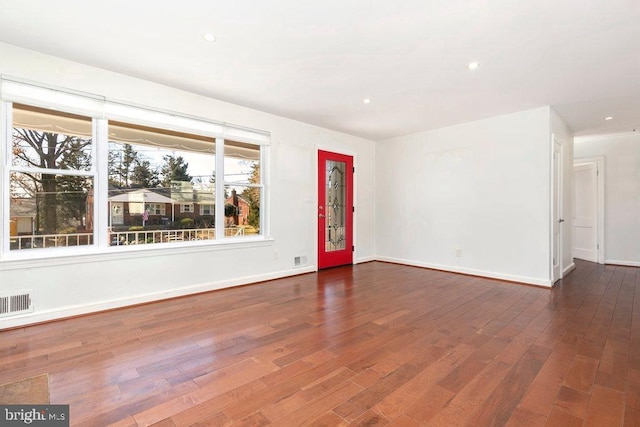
[318,150,354,269]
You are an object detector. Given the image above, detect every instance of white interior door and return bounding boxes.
[573,162,598,262]
[552,139,563,282]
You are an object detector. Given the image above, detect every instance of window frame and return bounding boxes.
[199,204,214,216]
[146,203,165,216]
[180,203,194,213]
[0,79,270,260]
[221,139,264,240]
[3,102,99,255]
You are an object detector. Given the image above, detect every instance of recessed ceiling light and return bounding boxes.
[604,116,613,121]
[203,33,216,42]
[468,62,480,70]
[363,98,372,104]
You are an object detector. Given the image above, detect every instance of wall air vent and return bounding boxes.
[0,291,33,317]
[294,256,308,267]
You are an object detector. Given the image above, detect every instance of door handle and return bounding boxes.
[319,214,325,218]
[559,219,565,223]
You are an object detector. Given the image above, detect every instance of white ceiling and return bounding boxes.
[0,0,638,141]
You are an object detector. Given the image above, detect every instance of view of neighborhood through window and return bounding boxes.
[107,122,261,246]
[108,121,218,246]
[7,100,264,252]
[224,140,261,235]
[9,104,95,250]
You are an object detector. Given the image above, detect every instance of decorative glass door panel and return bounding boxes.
[318,150,353,269]
[326,160,346,252]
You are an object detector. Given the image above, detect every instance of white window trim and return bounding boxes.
[180,203,194,213]
[0,77,270,261]
[1,101,10,255]
[94,119,109,247]
[215,137,225,235]
[5,102,98,254]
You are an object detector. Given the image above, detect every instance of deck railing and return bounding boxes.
[10,227,246,250]
[110,227,244,245]
[10,233,94,250]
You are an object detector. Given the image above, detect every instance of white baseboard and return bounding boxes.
[1,266,316,330]
[356,255,376,264]
[375,256,552,288]
[605,259,640,267]
[3,255,566,330]
[563,262,576,276]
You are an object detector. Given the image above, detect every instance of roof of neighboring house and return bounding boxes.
[108,188,217,205]
[225,195,250,205]
[193,192,215,204]
[108,188,175,204]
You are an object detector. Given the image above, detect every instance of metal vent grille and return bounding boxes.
[0,291,33,317]
[294,256,308,267]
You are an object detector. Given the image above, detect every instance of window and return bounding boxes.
[107,121,217,245]
[146,203,165,216]
[1,80,268,256]
[224,140,261,236]
[199,204,214,216]
[8,104,95,251]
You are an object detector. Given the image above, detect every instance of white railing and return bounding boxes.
[110,227,244,246]
[110,228,214,245]
[10,227,247,250]
[10,233,93,250]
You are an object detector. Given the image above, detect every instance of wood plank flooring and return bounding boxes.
[0,260,638,426]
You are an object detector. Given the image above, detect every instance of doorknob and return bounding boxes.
[559,219,565,223]
[319,214,325,218]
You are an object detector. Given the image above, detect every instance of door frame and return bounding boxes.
[574,156,605,264]
[550,135,564,283]
[315,146,357,269]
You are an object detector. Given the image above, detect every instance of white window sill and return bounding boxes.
[0,236,274,271]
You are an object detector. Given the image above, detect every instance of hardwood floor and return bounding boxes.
[1,260,638,426]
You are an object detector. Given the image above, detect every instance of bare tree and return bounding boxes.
[12,129,91,233]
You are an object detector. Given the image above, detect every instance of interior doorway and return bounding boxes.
[573,157,604,263]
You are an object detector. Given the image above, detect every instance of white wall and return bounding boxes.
[574,132,640,266]
[0,43,376,328]
[376,107,553,286]
[0,42,575,328]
